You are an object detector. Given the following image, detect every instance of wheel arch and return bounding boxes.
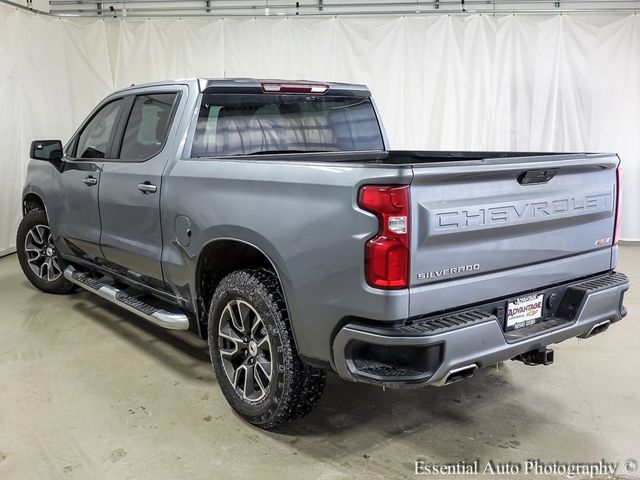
[194,237,295,342]
[22,192,46,217]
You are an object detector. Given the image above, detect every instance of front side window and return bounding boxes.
[191,94,384,157]
[118,93,178,160]
[75,99,123,159]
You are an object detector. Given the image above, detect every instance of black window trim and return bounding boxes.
[67,96,127,162]
[106,90,182,163]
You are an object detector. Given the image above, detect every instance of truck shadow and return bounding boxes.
[263,370,608,473]
[70,292,212,379]
[275,367,521,440]
[66,288,609,470]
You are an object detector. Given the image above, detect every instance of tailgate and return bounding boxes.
[409,154,619,314]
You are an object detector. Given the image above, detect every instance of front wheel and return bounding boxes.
[16,209,74,294]
[208,268,326,429]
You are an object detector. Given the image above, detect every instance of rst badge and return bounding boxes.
[505,294,544,331]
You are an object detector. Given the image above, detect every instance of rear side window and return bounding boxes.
[119,93,178,160]
[75,99,123,159]
[191,94,384,157]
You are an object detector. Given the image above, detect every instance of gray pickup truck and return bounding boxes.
[18,79,629,428]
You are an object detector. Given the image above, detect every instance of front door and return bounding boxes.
[51,98,125,264]
[98,88,183,287]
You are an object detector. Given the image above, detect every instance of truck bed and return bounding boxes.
[384,150,585,164]
[222,149,605,166]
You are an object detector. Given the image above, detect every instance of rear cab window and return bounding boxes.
[117,92,179,161]
[191,94,384,158]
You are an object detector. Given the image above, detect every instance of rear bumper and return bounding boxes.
[332,272,629,388]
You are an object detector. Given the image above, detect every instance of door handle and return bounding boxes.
[83,175,98,186]
[137,182,158,194]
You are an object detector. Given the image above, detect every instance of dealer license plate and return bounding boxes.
[505,294,544,332]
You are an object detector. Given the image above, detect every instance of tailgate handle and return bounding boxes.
[518,169,558,185]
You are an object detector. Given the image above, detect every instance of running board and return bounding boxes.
[63,265,189,330]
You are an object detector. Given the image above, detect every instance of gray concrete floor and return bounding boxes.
[0,248,638,480]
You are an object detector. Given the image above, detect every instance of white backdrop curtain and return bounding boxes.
[1,6,639,255]
[0,6,112,254]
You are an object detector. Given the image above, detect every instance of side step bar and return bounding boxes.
[63,265,189,330]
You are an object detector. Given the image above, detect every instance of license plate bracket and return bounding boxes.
[505,293,544,332]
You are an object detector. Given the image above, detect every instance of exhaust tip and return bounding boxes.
[442,364,478,385]
[585,320,611,338]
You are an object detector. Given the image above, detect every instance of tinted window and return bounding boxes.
[119,93,178,160]
[76,99,123,159]
[191,94,384,157]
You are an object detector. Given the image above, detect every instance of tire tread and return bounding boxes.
[208,268,325,429]
[16,209,74,294]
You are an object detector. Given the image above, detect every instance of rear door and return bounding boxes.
[408,154,619,316]
[98,86,184,287]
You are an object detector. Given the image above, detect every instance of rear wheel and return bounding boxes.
[16,209,74,294]
[208,268,326,429]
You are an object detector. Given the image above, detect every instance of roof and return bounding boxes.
[114,78,371,96]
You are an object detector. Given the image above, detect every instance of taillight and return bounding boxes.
[358,185,410,289]
[261,83,329,94]
[614,168,623,245]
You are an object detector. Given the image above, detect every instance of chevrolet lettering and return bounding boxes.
[434,193,612,231]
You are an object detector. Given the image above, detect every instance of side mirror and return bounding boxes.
[30,140,64,162]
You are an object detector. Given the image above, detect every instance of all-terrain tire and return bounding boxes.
[16,209,74,294]
[208,268,326,429]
